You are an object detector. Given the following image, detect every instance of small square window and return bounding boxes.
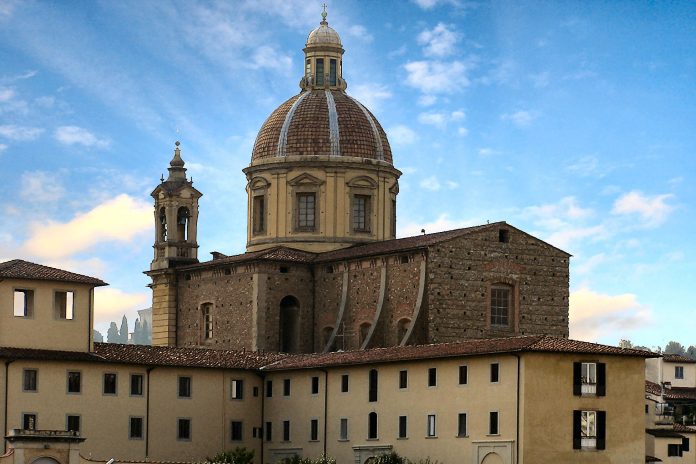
[675,366,684,379]
[103,373,117,395]
[311,376,319,395]
[230,421,243,441]
[499,228,510,243]
[67,415,80,433]
[668,443,683,457]
[23,369,37,392]
[55,291,74,320]
[130,374,143,396]
[67,371,81,394]
[13,289,34,317]
[231,379,244,399]
[491,363,499,383]
[178,376,191,398]
[130,417,143,439]
[177,418,191,440]
[341,374,349,393]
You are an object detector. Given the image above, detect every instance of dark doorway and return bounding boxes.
[279,296,300,353]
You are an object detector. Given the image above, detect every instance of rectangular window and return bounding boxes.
[202,303,213,339]
[253,195,265,234]
[67,415,80,433]
[310,419,319,441]
[23,369,37,392]
[491,363,499,383]
[459,365,468,385]
[253,386,259,397]
[368,369,378,402]
[266,379,273,397]
[675,366,684,379]
[103,373,117,395]
[428,367,437,387]
[283,378,291,396]
[67,371,81,394]
[668,444,683,457]
[283,420,290,441]
[341,374,349,392]
[391,199,397,238]
[457,413,467,437]
[329,59,337,86]
[130,417,144,439]
[23,413,37,430]
[573,410,606,450]
[574,362,606,396]
[230,421,243,441]
[177,418,191,440]
[489,411,499,435]
[13,289,34,317]
[130,374,143,396]
[297,193,316,231]
[231,379,244,399]
[305,59,311,77]
[352,195,371,232]
[399,370,408,389]
[581,362,597,395]
[316,58,324,86]
[265,421,272,442]
[683,437,690,452]
[427,414,436,437]
[490,287,510,326]
[311,376,319,394]
[178,376,191,398]
[398,416,407,438]
[55,290,74,319]
[339,418,348,440]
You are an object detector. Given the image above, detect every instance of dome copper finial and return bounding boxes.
[321,3,328,24]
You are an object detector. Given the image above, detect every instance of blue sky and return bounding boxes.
[0,0,694,348]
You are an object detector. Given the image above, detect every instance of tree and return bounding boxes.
[93,329,104,343]
[664,341,686,356]
[687,345,696,360]
[119,315,129,344]
[106,322,120,343]
[209,447,255,464]
[142,319,151,344]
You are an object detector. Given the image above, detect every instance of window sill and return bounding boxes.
[337,439,350,442]
[366,438,379,441]
[487,434,500,437]
[425,436,438,439]
[456,435,468,438]
[308,440,320,443]
[397,437,408,440]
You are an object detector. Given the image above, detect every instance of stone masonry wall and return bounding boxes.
[426,226,569,343]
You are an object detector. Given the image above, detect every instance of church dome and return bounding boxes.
[306,22,342,46]
[251,89,393,164]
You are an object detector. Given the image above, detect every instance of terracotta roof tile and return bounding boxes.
[0,260,107,286]
[0,346,102,362]
[645,456,662,463]
[664,387,696,401]
[646,428,685,438]
[646,380,662,396]
[663,354,696,363]
[673,423,696,433]
[262,336,656,371]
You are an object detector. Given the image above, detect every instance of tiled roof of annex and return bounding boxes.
[181,221,570,271]
[0,259,107,286]
[663,353,696,363]
[262,335,657,371]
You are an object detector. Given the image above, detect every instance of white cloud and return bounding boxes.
[450,110,465,121]
[418,112,446,128]
[404,60,472,94]
[530,71,550,88]
[94,287,150,326]
[478,147,500,156]
[387,125,418,146]
[457,127,468,136]
[398,213,476,237]
[546,225,607,250]
[417,23,459,57]
[574,253,606,275]
[0,143,7,153]
[418,95,437,106]
[0,88,15,102]
[0,124,44,141]
[346,25,373,42]
[411,0,462,9]
[523,197,601,249]
[23,194,151,259]
[612,191,674,227]
[20,171,65,203]
[569,288,651,341]
[349,84,392,111]
[501,110,539,127]
[54,126,110,149]
[249,46,292,72]
[419,175,458,191]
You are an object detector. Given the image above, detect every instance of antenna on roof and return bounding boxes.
[421,229,425,235]
[487,220,490,224]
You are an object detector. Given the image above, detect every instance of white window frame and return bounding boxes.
[580,410,597,449]
[581,362,597,395]
[426,414,436,438]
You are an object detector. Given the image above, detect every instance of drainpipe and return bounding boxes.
[255,370,265,464]
[4,360,15,454]
[513,354,521,464]
[88,288,94,352]
[320,369,328,458]
[145,366,156,458]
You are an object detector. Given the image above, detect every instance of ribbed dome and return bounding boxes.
[251,90,393,164]
[306,22,341,46]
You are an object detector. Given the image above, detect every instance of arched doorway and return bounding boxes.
[279,296,300,353]
[32,458,61,464]
[481,452,504,464]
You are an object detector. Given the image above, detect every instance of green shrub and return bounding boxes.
[209,447,255,464]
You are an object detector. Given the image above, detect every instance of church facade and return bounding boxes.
[146,14,570,354]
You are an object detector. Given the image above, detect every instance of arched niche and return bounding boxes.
[279,295,300,353]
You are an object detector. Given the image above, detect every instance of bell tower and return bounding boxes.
[150,141,202,271]
[147,141,202,346]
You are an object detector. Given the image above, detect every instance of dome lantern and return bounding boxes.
[300,6,346,91]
